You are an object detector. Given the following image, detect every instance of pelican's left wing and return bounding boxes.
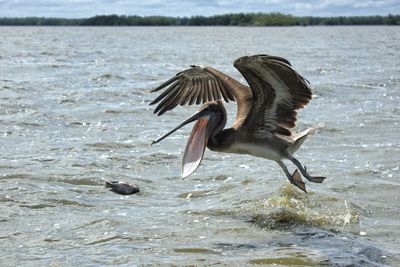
[233,54,312,138]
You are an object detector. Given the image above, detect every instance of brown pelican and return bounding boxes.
[150,54,325,192]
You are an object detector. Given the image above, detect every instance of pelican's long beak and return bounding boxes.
[151,110,211,145]
[151,109,216,179]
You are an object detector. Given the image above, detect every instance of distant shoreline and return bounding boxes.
[1,13,399,26]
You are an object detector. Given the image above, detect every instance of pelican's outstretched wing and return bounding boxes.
[233,54,312,138]
[150,65,252,117]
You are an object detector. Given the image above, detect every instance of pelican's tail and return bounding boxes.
[288,123,324,155]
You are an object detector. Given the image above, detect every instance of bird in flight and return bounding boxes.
[150,54,325,192]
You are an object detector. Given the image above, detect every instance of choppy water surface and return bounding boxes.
[1,26,399,266]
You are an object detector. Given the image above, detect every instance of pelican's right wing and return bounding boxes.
[233,55,313,138]
[150,65,251,116]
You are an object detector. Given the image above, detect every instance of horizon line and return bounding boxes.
[1,12,400,19]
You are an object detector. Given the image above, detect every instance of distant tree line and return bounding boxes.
[0,17,84,26]
[1,13,399,26]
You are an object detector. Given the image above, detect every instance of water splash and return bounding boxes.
[247,184,359,230]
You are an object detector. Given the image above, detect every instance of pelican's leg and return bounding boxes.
[277,160,307,193]
[287,156,326,183]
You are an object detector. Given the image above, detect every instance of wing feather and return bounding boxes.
[217,80,230,102]
[207,81,214,102]
[189,83,200,105]
[201,79,208,103]
[155,81,186,115]
[151,76,179,92]
[150,79,180,105]
[196,79,206,105]
[181,83,195,106]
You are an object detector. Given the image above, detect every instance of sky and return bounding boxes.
[0,0,399,18]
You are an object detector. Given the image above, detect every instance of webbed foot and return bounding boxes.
[303,166,326,183]
[290,169,307,193]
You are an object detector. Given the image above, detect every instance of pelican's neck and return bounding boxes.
[207,100,236,150]
[208,128,236,151]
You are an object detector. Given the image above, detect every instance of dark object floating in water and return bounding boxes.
[105,180,140,195]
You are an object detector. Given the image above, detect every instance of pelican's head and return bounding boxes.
[152,101,226,178]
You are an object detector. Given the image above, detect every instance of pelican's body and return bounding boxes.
[150,54,325,192]
[225,139,288,161]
